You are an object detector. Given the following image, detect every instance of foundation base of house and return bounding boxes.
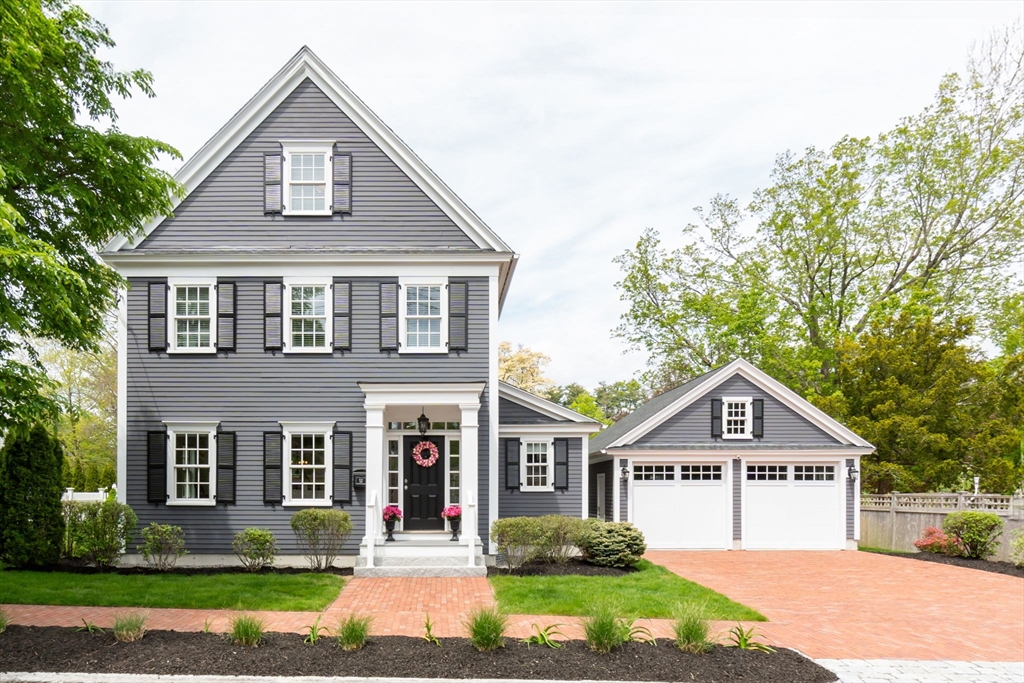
[117,554,358,569]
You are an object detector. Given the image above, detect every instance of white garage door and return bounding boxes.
[631,463,730,550]
[744,464,842,550]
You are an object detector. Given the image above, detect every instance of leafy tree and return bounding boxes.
[498,342,553,393]
[0,424,66,565]
[614,28,1024,394]
[567,391,607,424]
[0,0,180,433]
[543,382,588,407]
[594,380,648,422]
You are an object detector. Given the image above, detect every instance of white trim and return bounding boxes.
[281,140,333,217]
[606,358,874,449]
[488,274,499,546]
[283,277,333,354]
[104,47,511,254]
[721,396,752,440]
[612,456,622,522]
[602,448,871,459]
[519,438,555,492]
[398,276,448,354]
[359,383,486,407]
[580,435,588,520]
[279,421,335,507]
[116,290,128,504]
[163,421,220,507]
[498,382,602,425]
[167,277,217,354]
[595,472,606,520]
[500,424,601,437]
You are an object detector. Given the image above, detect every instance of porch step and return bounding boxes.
[353,565,487,578]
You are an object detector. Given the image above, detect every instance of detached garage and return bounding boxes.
[588,359,873,551]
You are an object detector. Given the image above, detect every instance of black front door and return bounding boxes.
[403,435,445,531]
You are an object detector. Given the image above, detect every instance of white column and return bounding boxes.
[580,436,589,519]
[487,274,499,551]
[460,403,480,565]
[116,288,128,504]
[363,403,386,560]
[612,457,621,523]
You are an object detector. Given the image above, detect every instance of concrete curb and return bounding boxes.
[1,676,670,683]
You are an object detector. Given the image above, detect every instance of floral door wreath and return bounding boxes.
[412,440,440,467]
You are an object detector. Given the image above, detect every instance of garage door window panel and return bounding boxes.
[633,464,675,482]
[679,464,722,481]
[794,465,835,482]
[747,464,788,481]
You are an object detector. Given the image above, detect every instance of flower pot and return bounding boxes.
[448,516,460,542]
[384,518,396,542]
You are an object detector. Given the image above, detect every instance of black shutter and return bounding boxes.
[332,430,352,505]
[264,281,283,351]
[504,438,521,490]
[147,429,167,503]
[448,280,467,352]
[711,398,723,439]
[148,281,167,352]
[263,431,283,504]
[217,281,236,352]
[333,150,351,214]
[264,153,282,214]
[333,279,351,352]
[553,438,569,490]
[217,431,236,504]
[380,282,398,351]
[752,399,764,438]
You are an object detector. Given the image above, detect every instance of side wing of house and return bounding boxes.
[589,359,873,551]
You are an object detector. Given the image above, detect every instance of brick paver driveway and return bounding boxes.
[646,550,1024,661]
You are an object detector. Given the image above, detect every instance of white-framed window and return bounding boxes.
[633,464,675,481]
[679,464,722,481]
[281,422,334,506]
[747,464,788,481]
[165,421,219,505]
[284,278,332,353]
[448,439,461,505]
[521,439,554,491]
[387,439,400,506]
[281,141,333,216]
[794,465,835,482]
[168,278,217,353]
[399,276,448,353]
[723,396,752,439]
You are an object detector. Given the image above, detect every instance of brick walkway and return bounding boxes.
[646,550,1024,661]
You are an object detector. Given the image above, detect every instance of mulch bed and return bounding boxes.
[488,559,637,577]
[866,549,1024,578]
[0,626,836,682]
[24,562,353,576]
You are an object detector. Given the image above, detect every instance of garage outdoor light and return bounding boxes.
[847,466,859,481]
[620,466,630,481]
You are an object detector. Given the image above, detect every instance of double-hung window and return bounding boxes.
[521,439,553,492]
[723,396,752,439]
[165,422,218,505]
[168,278,217,353]
[399,276,448,353]
[281,422,334,506]
[284,278,332,352]
[281,141,333,216]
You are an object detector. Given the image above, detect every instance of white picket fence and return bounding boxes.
[861,491,1022,517]
[62,486,114,502]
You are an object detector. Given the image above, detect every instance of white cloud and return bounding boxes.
[83,0,1022,385]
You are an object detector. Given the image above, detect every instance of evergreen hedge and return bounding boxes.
[0,424,66,566]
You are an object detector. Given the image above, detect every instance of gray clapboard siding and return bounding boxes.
[846,458,855,540]
[126,276,490,555]
[635,375,840,446]
[139,79,478,251]
[497,438,582,518]
[588,459,614,521]
[618,458,628,522]
[498,397,562,425]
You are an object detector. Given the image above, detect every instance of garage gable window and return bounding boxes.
[723,397,752,439]
[679,464,722,481]
[794,465,835,481]
[634,464,675,481]
[747,464,787,481]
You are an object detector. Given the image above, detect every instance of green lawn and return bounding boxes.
[489,560,764,621]
[0,571,345,612]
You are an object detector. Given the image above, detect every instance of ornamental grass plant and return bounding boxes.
[229,614,266,647]
[336,613,372,651]
[113,611,147,643]
[464,606,508,652]
[673,601,714,654]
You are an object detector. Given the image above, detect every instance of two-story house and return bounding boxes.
[102,47,600,576]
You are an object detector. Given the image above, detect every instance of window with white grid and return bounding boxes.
[387,440,400,506]
[168,280,216,353]
[165,422,218,506]
[522,441,552,491]
[633,464,675,481]
[679,464,722,481]
[282,142,332,216]
[289,433,327,502]
[448,440,461,504]
[284,279,331,353]
[723,397,751,439]
[399,277,448,353]
[794,465,835,481]
[747,464,788,481]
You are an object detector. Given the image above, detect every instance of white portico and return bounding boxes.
[357,383,487,576]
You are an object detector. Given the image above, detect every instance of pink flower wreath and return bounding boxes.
[412,440,440,467]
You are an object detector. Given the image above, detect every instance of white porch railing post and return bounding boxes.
[364,403,386,570]
[366,491,377,569]
[459,402,480,568]
[467,493,476,567]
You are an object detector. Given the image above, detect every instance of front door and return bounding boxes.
[403,435,445,530]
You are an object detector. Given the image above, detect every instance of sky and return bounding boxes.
[82,0,1022,388]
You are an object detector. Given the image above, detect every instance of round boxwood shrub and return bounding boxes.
[942,511,1004,560]
[579,521,647,568]
[233,528,278,572]
[290,509,352,571]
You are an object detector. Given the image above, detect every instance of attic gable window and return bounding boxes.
[722,397,752,439]
[281,141,333,216]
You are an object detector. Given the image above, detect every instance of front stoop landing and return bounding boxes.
[354,533,486,577]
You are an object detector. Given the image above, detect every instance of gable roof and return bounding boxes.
[105,46,513,255]
[499,382,602,427]
[589,358,874,454]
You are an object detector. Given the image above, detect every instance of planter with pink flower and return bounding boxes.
[441,505,462,541]
[382,504,403,542]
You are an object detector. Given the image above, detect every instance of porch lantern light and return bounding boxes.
[620,466,630,482]
[847,465,859,482]
[417,410,430,437]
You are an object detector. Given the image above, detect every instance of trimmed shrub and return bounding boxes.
[233,528,277,572]
[491,517,545,571]
[140,523,188,571]
[464,606,508,652]
[942,511,1004,560]
[1009,528,1024,568]
[290,509,352,571]
[0,424,66,566]
[61,500,86,559]
[534,515,587,564]
[77,496,137,568]
[913,526,959,555]
[578,521,646,568]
